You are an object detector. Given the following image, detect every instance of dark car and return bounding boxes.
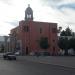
[3,52,16,60]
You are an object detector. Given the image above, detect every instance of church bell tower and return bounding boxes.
[25,4,33,21]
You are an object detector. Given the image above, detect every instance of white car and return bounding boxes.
[3,52,16,60]
[14,52,20,56]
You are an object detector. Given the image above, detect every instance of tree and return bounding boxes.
[39,37,49,50]
[58,37,65,50]
[59,27,74,55]
[60,30,66,36]
[58,37,69,55]
[60,27,72,36]
[69,38,75,51]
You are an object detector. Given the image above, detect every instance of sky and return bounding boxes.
[0,0,75,35]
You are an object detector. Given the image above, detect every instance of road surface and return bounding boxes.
[0,58,75,75]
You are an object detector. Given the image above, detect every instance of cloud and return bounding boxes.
[41,0,63,4]
[0,0,75,36]
[0,0,12,5]
[40,1,75,24]
[0,22,14,36]
[58,3,75,10]
[5,20,19,26]
[40,0,63,8]
[40,0,75,10]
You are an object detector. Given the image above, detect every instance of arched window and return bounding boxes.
[27,14,31,18]
[40,28,42,33]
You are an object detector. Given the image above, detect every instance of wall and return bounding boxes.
[18,20,59,55]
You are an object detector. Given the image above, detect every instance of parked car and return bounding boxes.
[14,51,20,56]
[3,52,16,60]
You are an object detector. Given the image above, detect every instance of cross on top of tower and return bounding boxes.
[28,4,30,7]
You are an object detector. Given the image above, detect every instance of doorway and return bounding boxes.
[26,46,29,55]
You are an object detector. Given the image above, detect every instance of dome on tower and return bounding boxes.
[25,4,33,14]
[25,4,33,21]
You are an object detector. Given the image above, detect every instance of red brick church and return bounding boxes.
[10,5,59,55]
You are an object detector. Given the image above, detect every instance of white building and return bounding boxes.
[0,36,10,52]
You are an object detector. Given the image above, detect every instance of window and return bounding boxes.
[27,14,31,18]
[24,26,29,32]
[53,40,55,42]
[26,46,29,55]
[52,28,57,33]
[40,28,42,33]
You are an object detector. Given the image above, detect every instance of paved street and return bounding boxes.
[0,57,75,75]
[17,56,75,68]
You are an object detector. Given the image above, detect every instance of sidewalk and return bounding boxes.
[17,56,75,69]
